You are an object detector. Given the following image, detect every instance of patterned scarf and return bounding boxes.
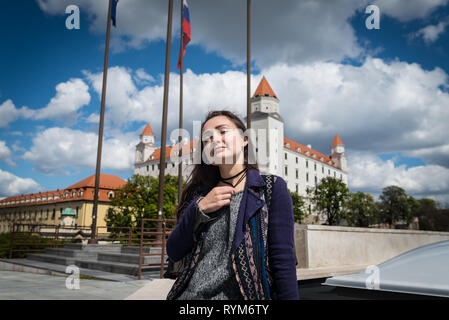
[166,175,276,300]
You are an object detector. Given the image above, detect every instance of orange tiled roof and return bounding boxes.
[0,174,127,208]
[146,136,337,168]
[66,173,127,190]
[284,137,336,167]
[252,77,277,99]
[141,124,154,136]
[331,134,344,146]
[150,140,197,161]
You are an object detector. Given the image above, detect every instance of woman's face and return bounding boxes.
[202,115,248,165]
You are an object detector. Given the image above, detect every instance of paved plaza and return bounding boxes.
[0,270,175,300]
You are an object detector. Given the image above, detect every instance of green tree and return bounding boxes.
[416,198,449,231]
[307,177,350,226]
[345,191,379,227]
[106,174,182,233]
[378,186,410,228]
[406,195,420,225]
[289,191,307,224]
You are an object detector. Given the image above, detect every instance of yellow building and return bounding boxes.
[0,173,127,234]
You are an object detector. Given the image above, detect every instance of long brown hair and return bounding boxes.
[175,110,258,220]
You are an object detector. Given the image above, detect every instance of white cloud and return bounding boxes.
[0,169,41,197]
[0,141,15,166]
[373,0,449,22]
[260,58,449,165]
[0,78,90,127]
[33,78,91,123]
[412,21,449,44]
[134,68,155,85]
[22,127,138,174]
[84,66,249,133]
[348,151,449,202]
[37,0,449,67]
[0,99,32,128]
[38,0,367,67]
[86,113,99,124]
[82,58,449,170]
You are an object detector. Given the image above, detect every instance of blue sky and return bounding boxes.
[1,0,449,204]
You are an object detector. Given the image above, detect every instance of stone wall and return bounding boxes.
[295,224,449,269]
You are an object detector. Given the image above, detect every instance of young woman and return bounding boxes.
[166,110,298,300]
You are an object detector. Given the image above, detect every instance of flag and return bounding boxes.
[177,0,191,69]
[111,0,119,27]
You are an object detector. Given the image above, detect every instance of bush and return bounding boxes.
[0,232,71,259]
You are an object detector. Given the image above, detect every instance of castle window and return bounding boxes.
[306,160,308,168]
[147,165,149,172]
[296,169,299,179]
[108,191,114,200]
[296,184,299,193]
[285,153,287,160]
[322,166,324,174]
[296,147,301,153]
[296,157,298,164]
[285,166,288,175]
[314,163,317,171]
[152,164,154,171]
[306,173,309,182]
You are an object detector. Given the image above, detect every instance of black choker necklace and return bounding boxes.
[219,168,247,188]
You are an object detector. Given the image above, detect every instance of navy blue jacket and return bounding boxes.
[166,169,299,300]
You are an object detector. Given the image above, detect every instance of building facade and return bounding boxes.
[134,78,348,222]
[0,174,126,234]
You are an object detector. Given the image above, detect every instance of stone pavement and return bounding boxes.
[0,270,175,300]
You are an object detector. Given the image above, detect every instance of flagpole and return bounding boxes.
[178,0,184,205]
[157,0,174,240]
[246,0,251,129]
[89,0,113,244]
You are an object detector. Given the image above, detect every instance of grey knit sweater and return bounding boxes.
[177,190,244,300]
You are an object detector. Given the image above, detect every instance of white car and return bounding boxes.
[323,240,449,299]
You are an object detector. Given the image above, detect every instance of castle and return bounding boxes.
[134,77,348,221]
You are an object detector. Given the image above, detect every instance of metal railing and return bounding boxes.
[1,221,176,280]
[96,226,140,246]
[137,218,176,279]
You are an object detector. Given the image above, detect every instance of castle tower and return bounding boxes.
[135,124,157,164]
[246,77,284,176]
[330,134,347,172]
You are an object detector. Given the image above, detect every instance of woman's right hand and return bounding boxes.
[197,186,235,214]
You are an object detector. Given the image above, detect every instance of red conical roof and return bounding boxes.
[141,124,154,136]
[252,77,277,99]
[331,135,344,146]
